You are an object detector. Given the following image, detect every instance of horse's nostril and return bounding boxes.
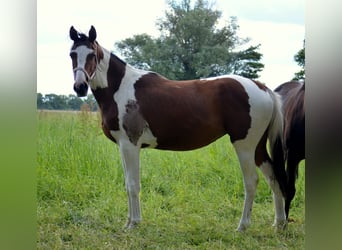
[73,82,88,97]
[73,82,81,89]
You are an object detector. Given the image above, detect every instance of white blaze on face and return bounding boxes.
[71,45,94,83]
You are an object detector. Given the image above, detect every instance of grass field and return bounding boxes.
[37,110,305,249]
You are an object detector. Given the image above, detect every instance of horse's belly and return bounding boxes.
[153,126,226,151]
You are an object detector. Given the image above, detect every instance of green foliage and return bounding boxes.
[293,40,305,80]
[230,44,265,79]
[37,93,98,111]
[115,0,264,80]
[37,111,305,249]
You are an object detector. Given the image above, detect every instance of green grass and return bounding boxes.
[37,110,305,249]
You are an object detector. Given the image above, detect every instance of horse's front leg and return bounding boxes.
[119,141,141,229]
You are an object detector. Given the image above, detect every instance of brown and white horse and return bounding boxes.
[274,81,305,219]
[69,26,287,231]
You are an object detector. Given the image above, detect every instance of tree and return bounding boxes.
[43,94,68,110]
[36,93,98,111]
[115,0,264,80]
[293,40,305,80]
[84,94,98,111]
[230,45,264,79]
[37,93,44,109]
[67,94,84,110]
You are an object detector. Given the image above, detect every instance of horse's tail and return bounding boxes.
[285,156,299,218]
[267,90,287,198]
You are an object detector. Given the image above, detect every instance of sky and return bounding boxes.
[37,0,304,95]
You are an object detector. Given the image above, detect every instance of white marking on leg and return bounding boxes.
[259,161,287,230]
[228,75,279,231]
[118,139,141,229]
[234,142,259,232]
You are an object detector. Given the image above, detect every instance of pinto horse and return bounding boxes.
[274,81,305,219]
[69,26,288,231]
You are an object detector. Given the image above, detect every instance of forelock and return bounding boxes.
[71,38,96,50]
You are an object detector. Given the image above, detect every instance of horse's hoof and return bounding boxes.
[287,217,295,223]
[236,223,249,232]
[124,219,140,230]
[273,220,287,232]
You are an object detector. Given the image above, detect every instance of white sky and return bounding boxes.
[37,0,304,95]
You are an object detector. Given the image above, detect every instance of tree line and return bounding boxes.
[37,93,97,111]
[37,0,304,111]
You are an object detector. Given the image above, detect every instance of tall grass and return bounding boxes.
[37,110,305,249]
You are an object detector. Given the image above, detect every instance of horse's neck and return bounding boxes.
[91,45,147,95]
[90,45,127,110]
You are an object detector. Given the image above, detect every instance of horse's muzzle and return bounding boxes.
[74,82,88,97]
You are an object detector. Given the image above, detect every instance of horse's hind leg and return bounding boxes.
[233,142,259,232]
[253,131,286,230]
[259,161,287,230]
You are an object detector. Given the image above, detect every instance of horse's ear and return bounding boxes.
[69,26,79,41]
[88,26,97,43]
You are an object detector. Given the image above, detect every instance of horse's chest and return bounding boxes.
[108,74,157,148]
[121,100,148,145]
[107,98,156,148]
[100,108,119,143]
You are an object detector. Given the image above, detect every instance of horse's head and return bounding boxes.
[69,26,98,97]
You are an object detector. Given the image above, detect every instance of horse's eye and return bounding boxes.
[88,53,96,59]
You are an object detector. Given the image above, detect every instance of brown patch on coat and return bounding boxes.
[252,80,268,91]
[134,73,251,150]
[254,129,271,166]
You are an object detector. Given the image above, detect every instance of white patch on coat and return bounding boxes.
[230,75,273,148]
[203,74,272,148]
[111,65,158,148]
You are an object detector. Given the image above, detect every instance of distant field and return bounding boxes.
[37,110,305,249]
